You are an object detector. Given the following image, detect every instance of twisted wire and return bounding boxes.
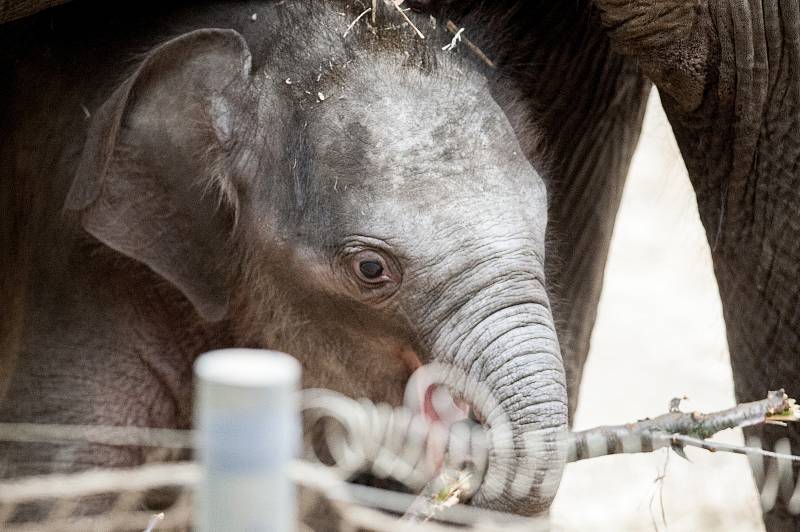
[745,436,800,514]
[2,389,800,531]
[301,388,488,494]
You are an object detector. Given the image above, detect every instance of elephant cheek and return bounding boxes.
[398,346,422,375]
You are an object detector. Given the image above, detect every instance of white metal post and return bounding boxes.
[194,349,301,532]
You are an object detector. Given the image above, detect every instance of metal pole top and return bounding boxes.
[194,348,301,389]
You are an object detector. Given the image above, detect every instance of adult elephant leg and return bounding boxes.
[588,1,800,529]
[431,1,651,419]
[529,33,650,419]
[670,3,800,528]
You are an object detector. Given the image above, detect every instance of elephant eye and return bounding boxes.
[359,260,384,279]
[353,253,387,284]
[348,249,397,288]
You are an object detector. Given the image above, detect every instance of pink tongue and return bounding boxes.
[422,384,470,426]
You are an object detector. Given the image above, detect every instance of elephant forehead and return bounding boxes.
[308,98,542,198]
[312,88,512,153]
[290,58,549,248]
[334,188,548,257]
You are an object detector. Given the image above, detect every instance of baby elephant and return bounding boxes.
[0,0,566,517]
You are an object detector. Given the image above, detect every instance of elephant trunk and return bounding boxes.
[428,281,568,515]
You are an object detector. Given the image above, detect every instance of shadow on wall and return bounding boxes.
[549,90,765,532]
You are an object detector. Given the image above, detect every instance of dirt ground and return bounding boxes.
[548,91,765,531]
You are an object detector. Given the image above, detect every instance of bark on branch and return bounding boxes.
[564,389,797,462]
[403,390,798,524]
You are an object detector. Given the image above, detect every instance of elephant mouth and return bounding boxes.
[347,380,485,500]
[391,339,565,516]
[422,384,471,424]
[396,347,488,478]
[399,346,473,426]
[404,357,498,490]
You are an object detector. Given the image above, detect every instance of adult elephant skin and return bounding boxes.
[597,2,800,529]
[0,0,570,518]
[415,0,800,529]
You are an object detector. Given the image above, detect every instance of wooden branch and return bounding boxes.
[564,390,796,462]
[399,391,798,524]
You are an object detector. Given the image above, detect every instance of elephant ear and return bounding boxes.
[66,29,254,322]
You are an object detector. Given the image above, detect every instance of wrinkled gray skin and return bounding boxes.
[424,1,800,530]
[12,0,799,528]
[0,0,566,517]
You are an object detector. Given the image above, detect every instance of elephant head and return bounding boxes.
[65,17,567,515]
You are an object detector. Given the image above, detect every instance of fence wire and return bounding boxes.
[0,420,547,531]
[1,396,799,531]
